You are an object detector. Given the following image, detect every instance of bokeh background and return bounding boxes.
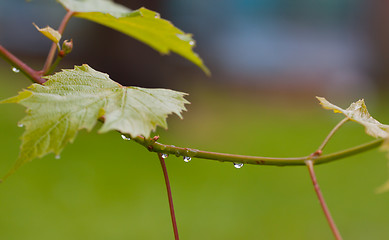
[1,0,389,239]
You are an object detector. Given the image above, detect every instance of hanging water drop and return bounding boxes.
[189,40,195,46]
[12,67,20,73]
[183,156,191,163]
[175,150,181,157]
[55,155,61,159]
[121,134,131,141]
[233,162,244,169]
[17,123,24,128]
[161,153,168,159]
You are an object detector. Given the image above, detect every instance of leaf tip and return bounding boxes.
[315,96,325,103]
[0,91,33,104]
[201,65,211,76]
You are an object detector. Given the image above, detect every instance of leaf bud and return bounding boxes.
[62,39,73,55]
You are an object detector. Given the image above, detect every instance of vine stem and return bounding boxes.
[0,45,45,84]
[316,117,349,153]
[42,10,74,74]
[157,153,180,240]
[134,137,383,167]
[306,160,343,240]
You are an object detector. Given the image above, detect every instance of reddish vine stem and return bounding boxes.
[306,160,343,240]
[0,45,45,84]
[42,10,74,74]
[157,153,180,240]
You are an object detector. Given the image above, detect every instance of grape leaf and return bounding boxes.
[316,97,389,138]
[317,97,389,193]
[0,64,189,178]
[32,23,61,44]
[58,0,210,75]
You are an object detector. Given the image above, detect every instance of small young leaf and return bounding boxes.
[1,64,189,178]
[32,23,61,44]
[316,97,389,138]
[58,0,209,74]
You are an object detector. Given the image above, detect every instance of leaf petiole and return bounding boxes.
[42,10,74,75]
[315,117,349,154]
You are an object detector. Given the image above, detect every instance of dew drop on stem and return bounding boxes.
[121,134,131,141]
[189,40,195,46]
[233,162,244,169]
[55,155,61,160]
[175,150,181,157]
[17,123,24,128]
[161,153,168,159]
[183,156,191,163]
[12,67,20,73]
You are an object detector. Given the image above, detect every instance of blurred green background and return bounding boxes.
[1,64,389,240]
[2,0,389,239]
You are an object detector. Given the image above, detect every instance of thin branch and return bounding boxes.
[46,55,64,75]
[134,137,384,167]
[306,160,343,240]
[42,10,74,74]
[0,45,45,84]
[316,117,349,153]
[313,138,383,164]
[157,153,180,240]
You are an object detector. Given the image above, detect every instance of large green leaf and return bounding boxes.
[1,64,188,177]
[58,0,209,74]
[316,97,389,138]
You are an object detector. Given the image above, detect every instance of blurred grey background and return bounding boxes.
[1,0,389,99]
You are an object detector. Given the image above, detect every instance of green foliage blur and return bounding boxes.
[1,65,389,240]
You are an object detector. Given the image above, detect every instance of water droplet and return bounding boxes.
[183,156,191,163]
[12,67,20,73]
[121,134,131,141]
[233,162,244,169]
[154,13,160,19]
[17,123,24,128]
[55,155,61,159]
[161,153,168,159]
[189,40,195,46]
